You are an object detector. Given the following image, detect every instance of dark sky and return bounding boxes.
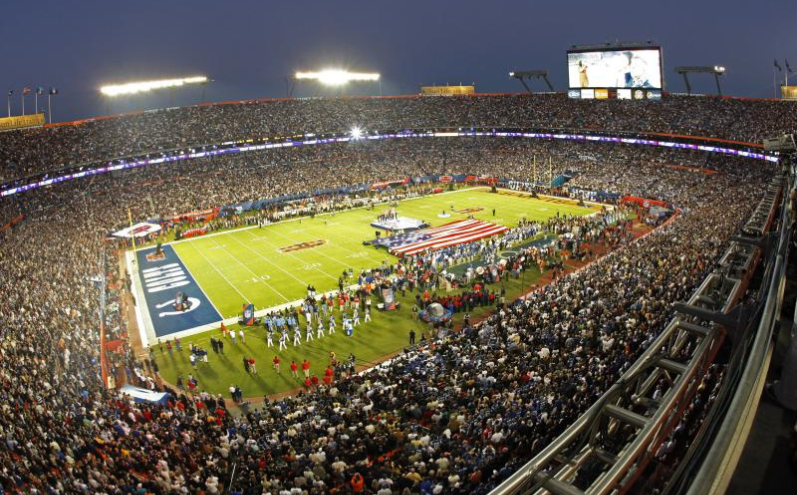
[1,0,795,122]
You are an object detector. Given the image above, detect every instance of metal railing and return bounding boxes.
[682,172,792,495]
[489,175,785,495]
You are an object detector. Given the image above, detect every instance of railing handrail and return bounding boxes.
[684,171,792,495]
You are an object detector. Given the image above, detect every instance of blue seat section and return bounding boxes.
[135,245,222,337]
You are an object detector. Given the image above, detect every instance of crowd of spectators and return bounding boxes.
[0,109,777,494]
[1,93,795,184]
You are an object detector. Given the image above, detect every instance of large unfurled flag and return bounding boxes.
[775,59,783,72]
[21,87,31,95]
[787,59,794,73]
[384,219,509,257]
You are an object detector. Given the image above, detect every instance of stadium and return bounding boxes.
[2,4,797,495]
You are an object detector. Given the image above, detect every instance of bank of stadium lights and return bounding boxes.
[674,66,726,96]
[99,76,209,97]
[295,70,380,87]
[509,70,554,93]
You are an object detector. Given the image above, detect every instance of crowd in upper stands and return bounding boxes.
[0,98,781,494]
[1,93,794,184]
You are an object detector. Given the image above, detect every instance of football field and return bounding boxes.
[143,187,599,398]
[172,187,597,319]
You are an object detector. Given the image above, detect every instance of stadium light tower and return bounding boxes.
[674,66,726,96]
[509,70,554,93]
[294,69,381,95]
[99,76,209,97]
[99,76,209,114]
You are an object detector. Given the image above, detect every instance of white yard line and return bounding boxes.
[170,246,226,319]
[218,235,307,294]
[187,238,261,305]
[240,229,339,281]
[249,224,384,272]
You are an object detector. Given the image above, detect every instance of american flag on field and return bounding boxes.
[386,219,508,257]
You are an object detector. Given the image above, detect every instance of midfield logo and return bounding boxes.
[279,239,325,253]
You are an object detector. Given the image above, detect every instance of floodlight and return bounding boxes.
[295,70,380,86]
[350,126,363,139]
[100,76,208,97]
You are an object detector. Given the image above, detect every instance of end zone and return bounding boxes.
[130,245,222,342]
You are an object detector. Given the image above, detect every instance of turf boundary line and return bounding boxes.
[126,250,153,347]
[170,244,226,320]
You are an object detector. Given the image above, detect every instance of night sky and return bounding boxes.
[1,0,795,122]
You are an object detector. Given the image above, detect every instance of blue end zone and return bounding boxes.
[136,245,222,337]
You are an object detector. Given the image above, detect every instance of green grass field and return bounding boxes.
[151,188,597,398]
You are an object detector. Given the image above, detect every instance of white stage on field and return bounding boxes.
[370,216,428,231]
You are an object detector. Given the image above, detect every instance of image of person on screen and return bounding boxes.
[579,60,589,87]
[623,52,655,88]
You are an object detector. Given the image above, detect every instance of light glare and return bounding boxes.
[100,76,208,97]
[350,126,363,139]
[295,70,380,86]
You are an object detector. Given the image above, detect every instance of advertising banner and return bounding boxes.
[112,222,162,238]
[782,86,797,100]
[0,113,45,132]
[622,195,670,208]
[421,85,475,96]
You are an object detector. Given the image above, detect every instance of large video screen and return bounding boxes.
[568,48,662,89]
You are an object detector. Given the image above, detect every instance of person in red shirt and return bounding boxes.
[323,374,333,386]
[272,355,280,374]
[302,359,311,378]
[290,360,298,378]
[351,473,365,493]
[304,377,312,388]
[310,374,319,387]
